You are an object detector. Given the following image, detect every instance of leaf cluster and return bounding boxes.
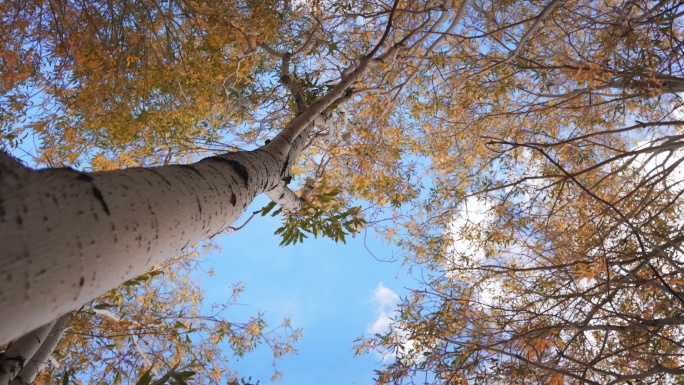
[263,180,366,246]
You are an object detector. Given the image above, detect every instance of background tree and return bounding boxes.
[358,0,684,384]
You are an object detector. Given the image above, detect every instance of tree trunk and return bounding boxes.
[0,134,306,345]
[8,313,70,385]
[0,319,56,384]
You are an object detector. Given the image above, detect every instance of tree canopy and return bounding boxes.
[2,0,684,384]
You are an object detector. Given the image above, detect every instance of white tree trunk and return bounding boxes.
[0,134,305,345]
[0,320,55,384]
[8,313,70,385]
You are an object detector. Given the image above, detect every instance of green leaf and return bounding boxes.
[261,201,277,216]
[172,371,196,378]
[136,370,152,385]
[169,370,196,385]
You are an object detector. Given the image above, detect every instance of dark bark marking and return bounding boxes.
[0,152,15,220]
[146,168,173,186]
[16,215,22,225]
[0,354,26,367]
[230,193,237,206]
[76,173,94,182]
[281,154,290,177]
[72,169,111,215]
[282,176,292,184]
[92,187,110,215]
[204,157,249,185]
[202,163,234,189]
[226,159,250,185]
[179,164,204,178]
[79,277,84,287]
[196,195,203,215]
[279,193,285,199]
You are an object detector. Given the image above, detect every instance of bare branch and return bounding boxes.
[279,53,308,114]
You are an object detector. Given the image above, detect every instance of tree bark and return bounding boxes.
[8,313,70,385]
[0,134,305,345]
[0,319,55,384]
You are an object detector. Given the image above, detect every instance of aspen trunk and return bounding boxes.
[0,135,304,345]
[0,320,55,384]
[8,313,70,385]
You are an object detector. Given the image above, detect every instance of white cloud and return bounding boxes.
[369,311,394,335]
[367,283,413,361]
[368,283,399,334]
[446,196,494,270]
[444,196,523,308]
[371,282,400,310]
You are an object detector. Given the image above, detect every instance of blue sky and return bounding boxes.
[201,194,415,385]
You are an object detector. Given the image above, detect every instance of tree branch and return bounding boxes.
[0,321,56,384]
[9,314,70,385]
[279,53,308,114]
